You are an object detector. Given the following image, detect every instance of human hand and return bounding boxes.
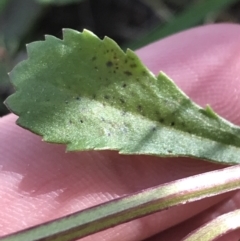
[1,24,240,241]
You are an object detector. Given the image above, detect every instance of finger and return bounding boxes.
[1,23,240,241]
[1,114,226,240]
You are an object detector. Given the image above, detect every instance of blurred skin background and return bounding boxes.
[1,0,240,117]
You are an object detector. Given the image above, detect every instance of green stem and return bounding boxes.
[182,209,240,241]
[1,165,240,241]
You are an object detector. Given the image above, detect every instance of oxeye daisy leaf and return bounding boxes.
[5,29,240,164]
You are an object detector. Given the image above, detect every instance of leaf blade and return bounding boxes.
[5,29,240,164]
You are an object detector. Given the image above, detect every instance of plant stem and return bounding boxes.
[1,165,240,241]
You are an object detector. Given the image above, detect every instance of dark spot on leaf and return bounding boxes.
[107,133,111,137]
[111,49,114,52]
[106,61,113,67]
[120,98,125,104]
[76,97,80,100]
[124,71,132,76]
[95,66,98,70]
[65,101,68,104]
[104,95,110,100]
[171,122,175,126]
[142,71,147,76]
[93,94,96,99]
[122,83,127,88]
[130,64,137,68]
[113,70,116,74]
[69,120,72,124]
[137,105,142,111]
[168,150,173,153]
[92,56,96,61]
[101,117,105,122]
[80,120,83,123]
[159,118,164,123]
[125,60,128,64]
[152,127,156,131]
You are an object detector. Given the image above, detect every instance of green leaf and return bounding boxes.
[0,0,43,55]
[36,0,84,5]
[0,0,9,14]
[5,29,240,164]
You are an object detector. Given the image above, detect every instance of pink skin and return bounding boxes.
[0,24,240,241]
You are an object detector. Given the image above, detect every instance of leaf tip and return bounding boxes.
[201,104,219,120]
